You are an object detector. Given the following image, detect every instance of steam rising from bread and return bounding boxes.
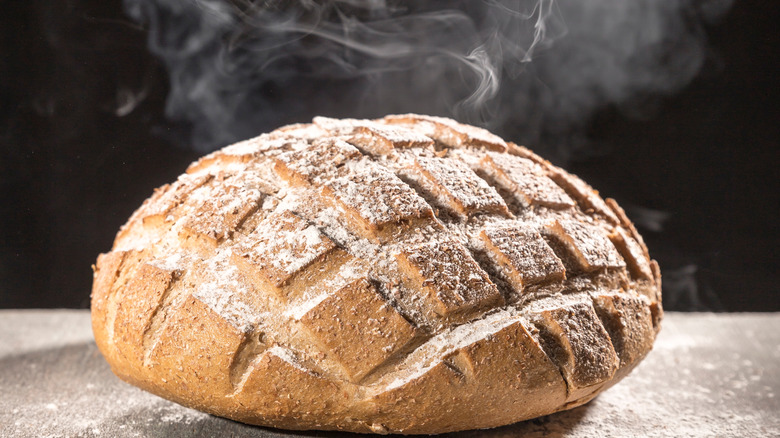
[124,0,732,156]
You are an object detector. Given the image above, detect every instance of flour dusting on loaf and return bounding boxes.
[92,114,662,434]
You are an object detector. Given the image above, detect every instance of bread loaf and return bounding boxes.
[91,114,662,434]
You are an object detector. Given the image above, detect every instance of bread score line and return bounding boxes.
[91,114,662,435]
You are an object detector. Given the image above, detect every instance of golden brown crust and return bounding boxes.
[91,114,661,434]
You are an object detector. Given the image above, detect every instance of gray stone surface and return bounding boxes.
[1,310,778,437]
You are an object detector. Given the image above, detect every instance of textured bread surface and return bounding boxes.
[91,114,662,434]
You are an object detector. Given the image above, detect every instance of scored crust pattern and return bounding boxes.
[92,114,662,434]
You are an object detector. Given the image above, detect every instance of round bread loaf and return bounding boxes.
[91,114,662,434]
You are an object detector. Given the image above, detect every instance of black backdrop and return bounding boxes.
[1,0,778,310]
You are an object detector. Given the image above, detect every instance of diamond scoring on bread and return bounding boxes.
[91,114,662,434]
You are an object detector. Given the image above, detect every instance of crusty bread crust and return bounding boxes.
[91,114,661,434]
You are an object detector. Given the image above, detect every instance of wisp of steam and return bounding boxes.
[123,0,732,155]
[122,0,733,310]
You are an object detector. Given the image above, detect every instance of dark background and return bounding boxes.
[1,0,778,310]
